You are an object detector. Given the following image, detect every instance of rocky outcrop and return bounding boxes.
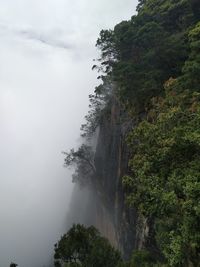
[93,97,147,259]
[66,95,159,259]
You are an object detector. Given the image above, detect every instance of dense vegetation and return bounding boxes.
[54,224,159,267]
[54,224,121,267]
[123,84,200,266]
[96,0,200,113]
[62,0,200,266]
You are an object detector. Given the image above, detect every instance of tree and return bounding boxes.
[136,0,147,11]
[94,0,197,113]
[80,76,113,139]
[131,250,155,267]
[54,224,122,267]
[63,144,95,185]
[95,29,118,75]
[123,82,200,266]
[180,22,200,92]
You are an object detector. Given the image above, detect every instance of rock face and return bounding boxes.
[93,97,148,258]
[65,95,159,259]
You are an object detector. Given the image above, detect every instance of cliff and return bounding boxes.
[64,1,200,264]
[92,97,151,259]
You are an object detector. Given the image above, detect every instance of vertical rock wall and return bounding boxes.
[93,97,147,258]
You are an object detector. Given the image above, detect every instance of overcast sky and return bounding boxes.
[0,1,138,266]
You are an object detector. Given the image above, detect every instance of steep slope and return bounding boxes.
[64,0,200,266]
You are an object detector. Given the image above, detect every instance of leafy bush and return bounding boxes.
[54,224,122,267]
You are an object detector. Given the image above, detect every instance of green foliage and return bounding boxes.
[131,250,155,267]
[180,22,200,91]
[123,85,200,266]
[95,30,118,75]
[136,0,147,12]
[138,0,195,30]
[95,0,198,113]
[54,224,122,267]
[115,250,165,267]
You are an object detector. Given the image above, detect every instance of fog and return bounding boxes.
[0,1,137,266]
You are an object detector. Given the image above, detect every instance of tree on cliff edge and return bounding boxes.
[54,224,121,267]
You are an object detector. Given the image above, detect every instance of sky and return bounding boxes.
[0,1,138,266]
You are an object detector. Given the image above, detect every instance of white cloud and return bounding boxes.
[0,1,138,266]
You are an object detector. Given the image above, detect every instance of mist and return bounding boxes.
[0,1,137,266]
